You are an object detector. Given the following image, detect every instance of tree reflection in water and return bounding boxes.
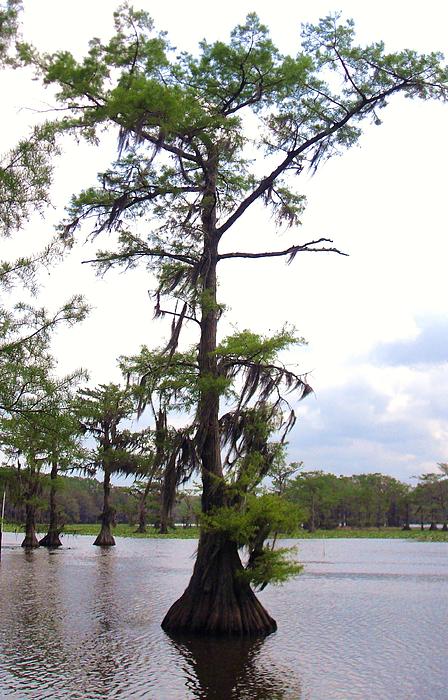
[167,633,302,700]
[0,548,72,692]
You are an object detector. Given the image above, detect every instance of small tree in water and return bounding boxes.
[33,6,448,634]
[38,394,86,548]
[74,383,151,546]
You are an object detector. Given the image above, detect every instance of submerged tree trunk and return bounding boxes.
[39,460,62,547]
[162,168,276,636]
[162,531,277,636]
[93,468,115,546]
[21,502,39,548]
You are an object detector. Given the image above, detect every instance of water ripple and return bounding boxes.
[0,534,447,699]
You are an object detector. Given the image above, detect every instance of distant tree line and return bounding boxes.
[2,464,447,533]
[282,466,448,531]
[0,469,199,529]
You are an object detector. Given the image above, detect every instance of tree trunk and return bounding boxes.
[401,501,411,530]
[93,468,115,546]
[39,460,62,547]
[135,495,147,534]
[158,412,176,535]
[21,503,39,548]
[135,476,155,534]
[162,531,276,636]
[162,162,276,636]
[159,491,171,534]
[135,461,158,534]
[310,494,316,532]
[159,519,169,534]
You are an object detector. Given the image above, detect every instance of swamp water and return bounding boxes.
[0,535,446,699]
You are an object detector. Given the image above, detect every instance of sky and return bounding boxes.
[2,0,448,483]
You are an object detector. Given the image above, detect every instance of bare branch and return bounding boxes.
[155,306,200,327]
[218,238,348,262]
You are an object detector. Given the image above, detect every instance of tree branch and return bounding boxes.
[82,249,198,267]
[155,306,200,326]
[218,238,348,262]
[333,46,366,100]
[216,83,412,239]
[138,127,200,164]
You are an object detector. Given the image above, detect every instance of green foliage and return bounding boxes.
[202,504,253,543]
[197,373,232,398]
[240,546,303,589]
[216,327,305,363]
[1,2,61,236]
[120,346,199,411]
[203,481,292,540]
[0,0,21,66]
[27,4,447,271]
[247,492,303,535]
[202,492,304,588]
[74,383,151,478]
[0,295,88,418]
[0,123,60,237]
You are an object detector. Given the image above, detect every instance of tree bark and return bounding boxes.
[159,487,175,533]
[39,460,62,547]
[162,158,276,636]
[162,531,277,636]
[135,495,147,534]
[93,468,115,546]
[158,518,169,534]
[135,476,154,534]
[21,502,39,548]
[157,410,174,534]
[401,501,411,530]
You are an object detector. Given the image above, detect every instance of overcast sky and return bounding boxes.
[2,0,448,483]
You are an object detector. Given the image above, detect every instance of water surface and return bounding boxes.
[0,534,446,699]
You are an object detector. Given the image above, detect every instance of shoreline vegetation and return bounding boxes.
[2,523,448,542]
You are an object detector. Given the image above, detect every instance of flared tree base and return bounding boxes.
[21,532,39,548]
[39,531,63,547]
[93,525,116,546]
[161,533,277,637]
